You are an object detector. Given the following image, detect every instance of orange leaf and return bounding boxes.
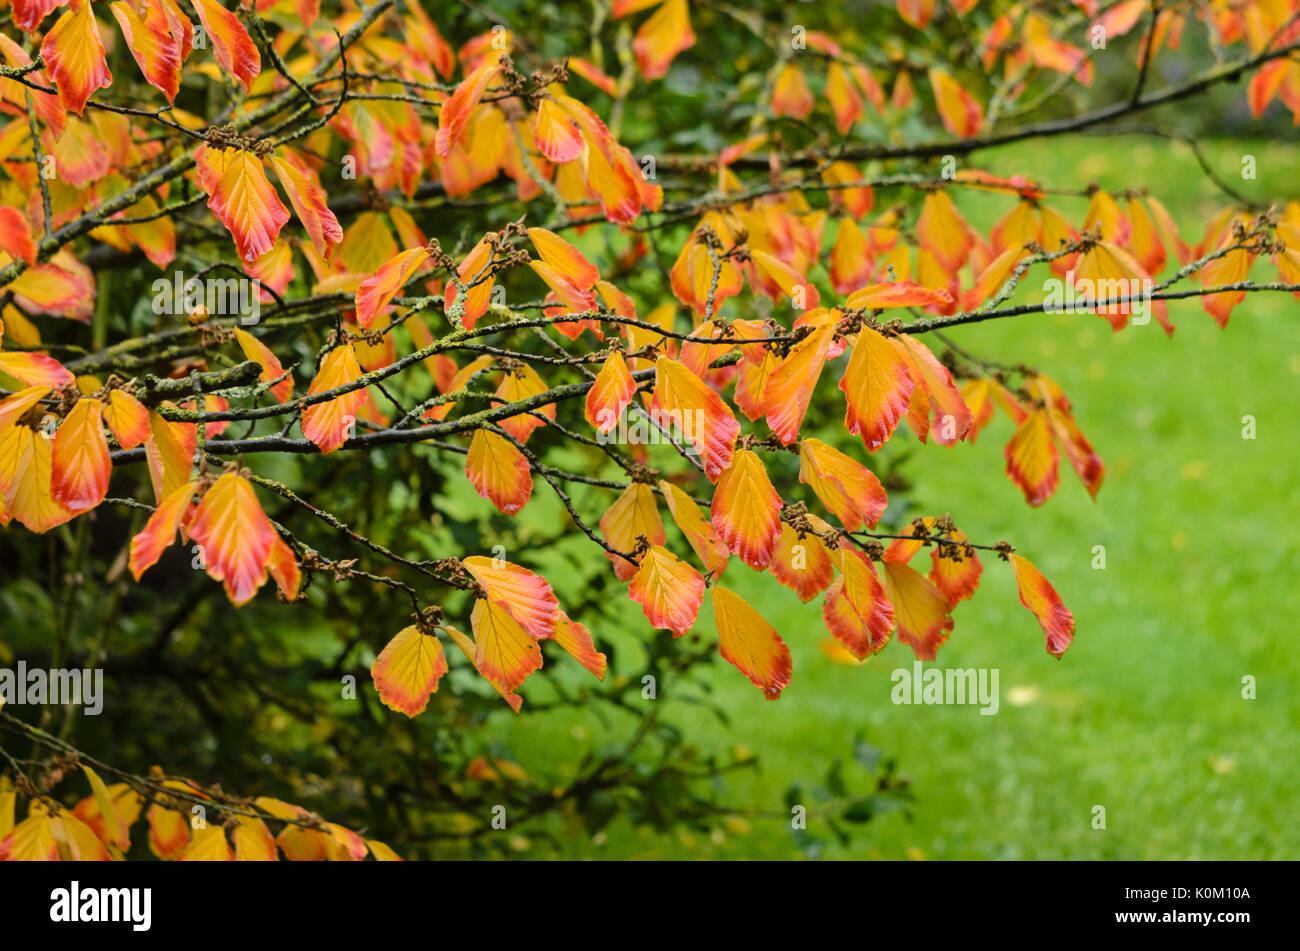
[894,333,973,445]
[465,429,533,515]
[144,408,196,503]
[627,544,704,636]
[269,154,344,260]
[1004,408,1059,506]
[838,325,915,452]
[371,624,449,716]
[2,424,74,533]
[40,0,113,115]
[443,623,524,713]
[129,479,199,580]
[0,352,74,389]
[527,227,599,288]
[1010,553,1075,657]
[470,597,543,694]
[1200,243,1252,329]
[652,356,739,481]
[301,344,366,454]
[928,531,982,606]
[822,547,894,659]
[711,586,792,699]
[103,389,150,449]
[354,248,431,329]
[195,145,290,264]
[461,555,559,641]
[771,520,835,602]
[533,98,585,164]
[50,397,109,513]
[660,479,729,576]
[553,611,607,680]
[632,0,695,80]
[710,448,781,570]
[0,206,37,266]
[763,315,835,444]
[0,386,50,431]
[191,0,260,91]
[845,280,952,311]
[187,472,277,606]
[772,63,814,119]
[599,482,665,581]
[494,364,555,444]
[881,560,953,660]
[233,328,292,403]
[916,190,974,275]
[110,0,182,103]
[436,59,502,157]
[585,350,636,433]
[798,436,887,531]
[928,68,982,138]
[231,817,278,862]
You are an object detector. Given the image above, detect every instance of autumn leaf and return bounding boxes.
[928,68,982,138]
[553,611,607,680]
[599,481,666,581]
[763,315,836,444]
[195,145,290,264]
[50,397,110,513]
[882,560,954,660]
[771,520,835,602]
[0,206,37,265]
[627,544,704,636]
[653,355,739,480]
[355,248,431,329]
[371,624,450,716]
[103,389,150,449]
[465,429,533,515]
[710,448,781,571]
[660,478,729,576]
[630,0,695,80]
[585,350,637,432]
[494,364,556,443]
[470,597,543,694]
[1009,553,1075,657]
[534,98,585,164]
[436,59,503,157]
[894,334,973,445]
[839,325,915,452]
[461,555,560,641]
[2,424,74,533]
[823,547,895,659]
[1004,408,1059,506]
[301,344,366,454]
[191,0,260,91]
[798,436,887,531]
[129,479,199,580]
[269,153,344,260]
[186,472,278,606]
[233,328,293,403]
[711,586,792,699]
[41,0,113,115]
[110,0,182,104]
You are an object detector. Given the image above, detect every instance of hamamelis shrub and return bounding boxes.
[0,0,1296,858]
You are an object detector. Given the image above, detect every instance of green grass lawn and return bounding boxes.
[460,135,1300,859]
